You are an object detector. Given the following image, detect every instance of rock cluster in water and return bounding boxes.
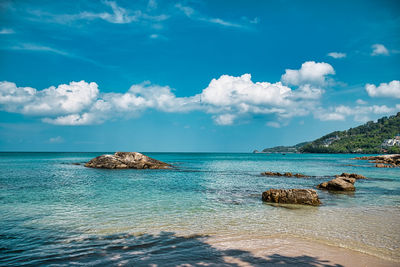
[317,177,356,191]
[84,152,171,169]
[316,172,366,191]
[353,154,400,168]
[262,189,321,206]
[261,171,309,178]
[334,172,366,179]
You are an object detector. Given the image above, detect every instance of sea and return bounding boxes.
[0,152,399,266]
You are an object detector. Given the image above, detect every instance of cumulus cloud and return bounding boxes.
[365,80,400,98]
[327,52,346,59]
[281,61,335,86]
[0,61,333,126]
[0,81,99,116]
[3,61,396,126]
[371,44,389,56]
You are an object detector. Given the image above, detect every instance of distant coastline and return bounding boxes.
[255,112,400,154]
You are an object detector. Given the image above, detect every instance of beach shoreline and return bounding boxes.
[206,235,398,267]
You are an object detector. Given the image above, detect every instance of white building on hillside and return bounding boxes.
[381,134,400,147]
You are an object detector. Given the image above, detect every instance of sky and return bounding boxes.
[0,0,399,152]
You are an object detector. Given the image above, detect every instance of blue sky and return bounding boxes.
[0,0,399,152]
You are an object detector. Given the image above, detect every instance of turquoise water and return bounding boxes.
[0,152,399,265]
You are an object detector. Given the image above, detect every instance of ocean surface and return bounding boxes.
[0,152,399,266]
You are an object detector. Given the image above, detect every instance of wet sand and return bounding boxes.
[206,235,398,267]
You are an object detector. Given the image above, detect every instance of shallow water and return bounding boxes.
[0,152,399,265]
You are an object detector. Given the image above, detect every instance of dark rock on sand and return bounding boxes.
[317,175,356,191]
[262,189,321,206]
[84,152,171,169]
[261,171,309,178]
[354,154,400,167]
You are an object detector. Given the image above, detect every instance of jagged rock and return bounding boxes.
[261,171,309,178]
[354,154,400,167]
[262,189,321,206]
[317,176,356,191]
[335,172,366,179]
[84,152,171,169]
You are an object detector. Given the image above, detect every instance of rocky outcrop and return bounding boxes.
[375,163,394,168]
[84,152,171,169]
[335,172,366,179]
[261,171,309,178]
[262,189,321,206]
[354,154,400,167]
[317,175,356,191]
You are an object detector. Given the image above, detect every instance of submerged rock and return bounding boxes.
[84,152,171,169]
[262,189,321,206]
[261,171,309,178]
[317,176,356,191]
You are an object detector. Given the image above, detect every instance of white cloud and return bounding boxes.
[0,61,331,126]
[0,81,99,116]
[200,74,292,107]
[213,114,236,125]
[147,0,157,11]
[43,113,98,125]
[365,80,400,98]
[5,43,101,65]
[2,61,396,126]
[371,44,389,56]
[49,136,64,143]
[0,28,14,34]
[327,52,346,59]
[266,121,281,128]
[281,61,335,86]
[356,99,367,105]
[314,104,398,122]
[31,1,168,25]
[9,43,70,56]
[175,3,245,29]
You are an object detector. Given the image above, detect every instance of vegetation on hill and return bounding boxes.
[258,112,400,154]
[261,142,309,153]
[299,112,400,154]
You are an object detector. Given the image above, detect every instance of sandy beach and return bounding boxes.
[207,235,398,267]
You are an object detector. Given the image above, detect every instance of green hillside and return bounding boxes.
[299,112,400,154]
[261,142,309,153]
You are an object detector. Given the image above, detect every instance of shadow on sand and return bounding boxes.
[3,231,344,266]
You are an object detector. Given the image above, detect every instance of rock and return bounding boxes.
[294,173,308,178]
[262,189,321,206]
[353,154,400,167]
[261,171,310,178]
[335,172,366,179]
[317,177,355,191]
[84,152,171,169]
[375,163,394,168]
